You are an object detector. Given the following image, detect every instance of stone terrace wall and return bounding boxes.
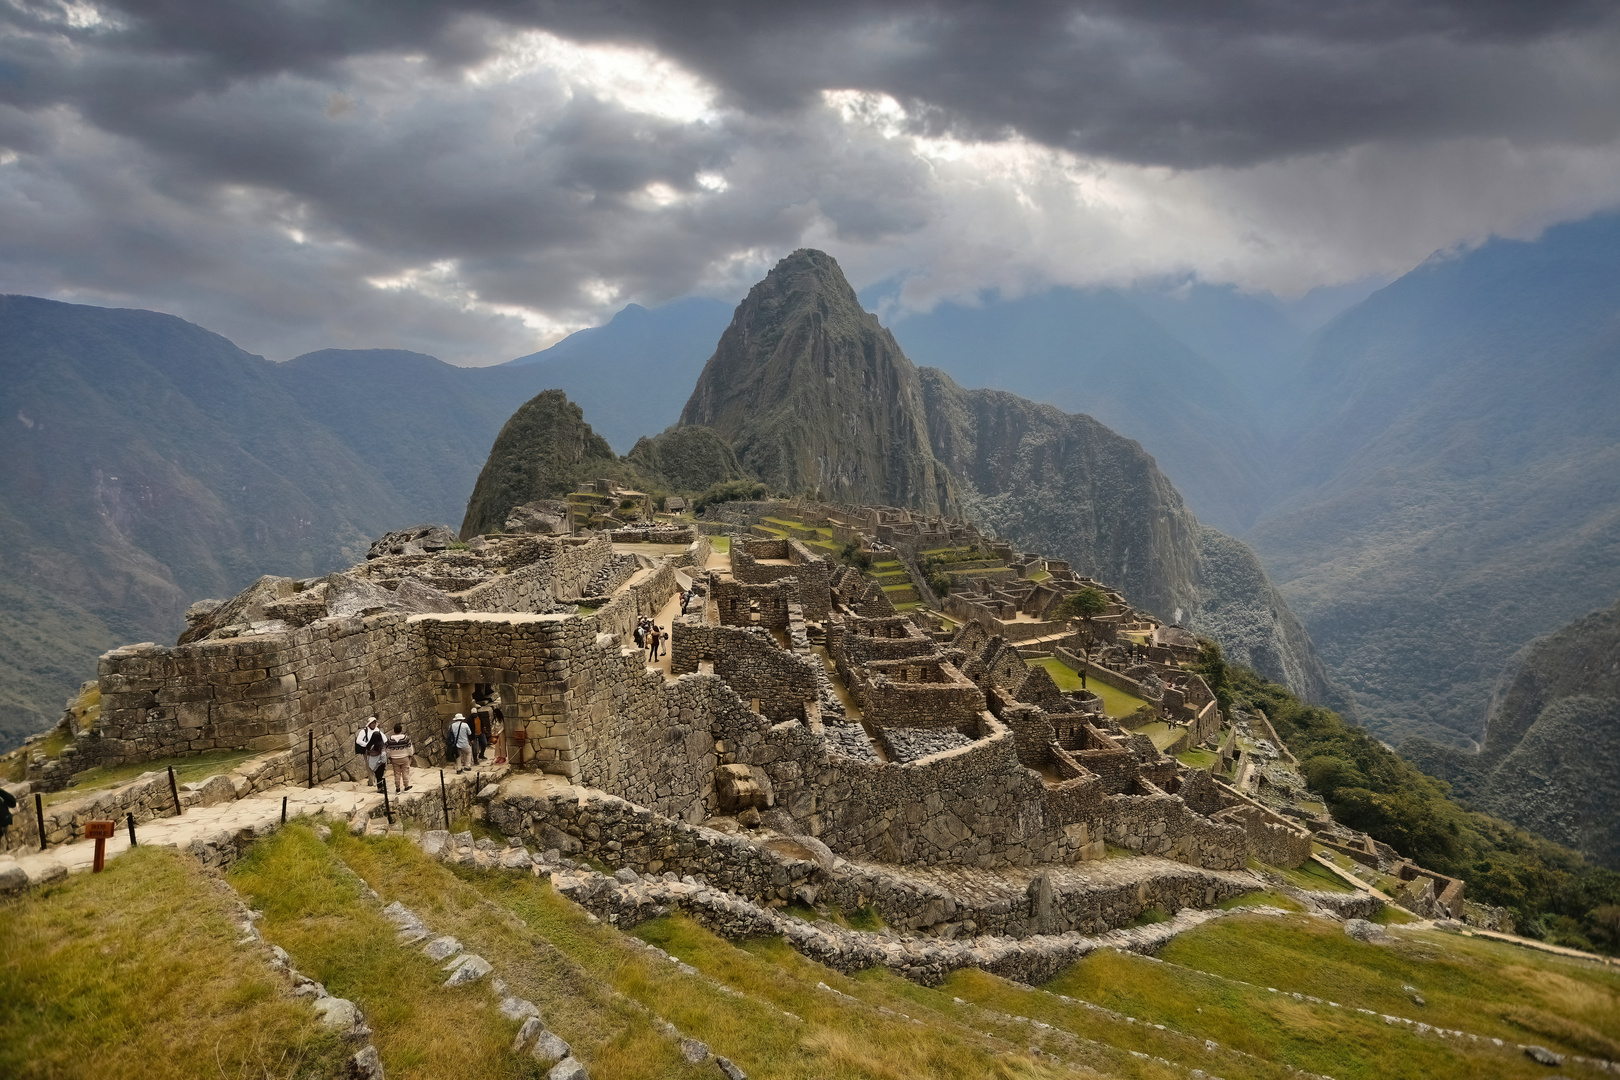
[1103,790,1247,870]
[1213,804,1311,868]
[730,537,831,619]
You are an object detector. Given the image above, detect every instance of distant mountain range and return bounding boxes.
[4,210,1618,770]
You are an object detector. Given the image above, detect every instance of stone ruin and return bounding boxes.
[21,494,1476,936]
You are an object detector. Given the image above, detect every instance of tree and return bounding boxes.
[1056,587,1109,635]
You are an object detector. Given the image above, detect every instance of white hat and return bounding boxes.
[453,713,465,720]
[367,715,378,725]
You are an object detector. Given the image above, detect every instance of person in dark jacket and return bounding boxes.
[0,785,17,845]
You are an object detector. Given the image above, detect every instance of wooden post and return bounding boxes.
[125,812,136,848]
[439,770,451,830]
[167,765,181,816]
[34,792,46,850]
[307,729,315,788]
[281,796,287,826]
[381,785,393,826]
[85,820,114,873]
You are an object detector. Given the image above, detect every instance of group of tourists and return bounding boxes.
[634,617,668,662]
[352,701,504,792]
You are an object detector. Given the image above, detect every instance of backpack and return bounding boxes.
[354,727,370,755]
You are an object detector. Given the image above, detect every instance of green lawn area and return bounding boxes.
[1026,657,1148,718]
[0,845,347,1080]
[1024,569,1051,582]
[1155,913,1620,1066]
[1127,720,1185,752]
[1178,748,1218,769]
[709,536,730,553]
[1264,857,1357,894]
[46,747,263,806]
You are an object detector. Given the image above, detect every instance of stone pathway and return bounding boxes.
[0,764,500,887]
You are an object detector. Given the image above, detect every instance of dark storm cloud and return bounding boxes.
[0,0,1617,363]
[19,0,1618,168]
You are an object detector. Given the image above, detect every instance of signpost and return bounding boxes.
[84,819,115,873]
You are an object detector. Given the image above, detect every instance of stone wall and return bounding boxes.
[729,537,831,619]
[671,623,820,722]
[1212,803,1311,869]
[94,612,442,783]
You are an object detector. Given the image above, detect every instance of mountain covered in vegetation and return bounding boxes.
[1406,597,1620,869]
[1245,213,1620,749]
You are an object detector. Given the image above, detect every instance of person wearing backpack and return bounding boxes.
[357,716,386,792]
[449,713,473,773]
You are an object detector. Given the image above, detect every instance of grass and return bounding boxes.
[1024,658,1148,718]
[1024,569,1051,582]
[1047,929,1616,1080]
[1177,748,1218,769]
[230,827,539,1080]
[1154,913,1620,1066]
[710,536,730,553]
[1218,890,1306,912]
[1264,857,1357,894]
[1125,720,1185,752]
[47,747,262,805]
[337,835,1085,1080]
[0,844,347,1080]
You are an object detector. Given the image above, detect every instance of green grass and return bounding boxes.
[1126,720,1184,752]
[1177,748,1218,769]
[1048,926,1618,1080]
[1265,857,1357,894]
[1024,658,1148,718]
[1155,913,1620,1065]
[0,844,347,1080]
[1024,569,1051,582]
[331,835,1078,1080]
[710,536,730,554]
[229,827,535,1080]
[47,747,262,805]
[1218,890,1306,912]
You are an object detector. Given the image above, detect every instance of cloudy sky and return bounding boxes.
[3,0,1618,364]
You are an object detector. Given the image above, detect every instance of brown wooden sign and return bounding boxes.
[85,819,116,873]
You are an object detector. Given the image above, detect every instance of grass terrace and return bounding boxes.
[0,845,347,1080]
[43,747,262,806]
[1026,657,1150,718]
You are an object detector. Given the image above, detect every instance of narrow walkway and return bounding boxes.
[0,764,502,886]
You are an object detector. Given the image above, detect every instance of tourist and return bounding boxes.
[384,723,414,793]
[449,713,473,773]
[490,707,506,764]
[472,705,489,762]
[648,625,663,662]
[633,621,645,652]
[0,783,15,845]
[361,716,386,793]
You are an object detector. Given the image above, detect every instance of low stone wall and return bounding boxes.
[1053,646,1159,708]
[1214,803,1311,869]
[1100,790,1247,870]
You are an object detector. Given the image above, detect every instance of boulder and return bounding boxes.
[1343,919,1389,945]
[367,525,457,559]
[547,1054,588,1079]
[532,1030,571,1062]
[444,953,493,986]
[422,936,462,961]
[715,764,767,812]
[347,1044,385,1080]
[679,1038,711,1064]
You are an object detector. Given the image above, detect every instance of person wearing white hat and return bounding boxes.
[360,716,386,792]
[449,712,473,773]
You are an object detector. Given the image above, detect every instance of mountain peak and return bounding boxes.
[678,250,952,512]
